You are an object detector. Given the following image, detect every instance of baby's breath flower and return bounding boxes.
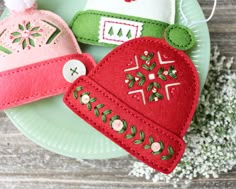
[129,47,236,187]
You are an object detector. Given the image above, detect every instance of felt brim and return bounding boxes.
[0,53,96,110]
[64,76,186,174]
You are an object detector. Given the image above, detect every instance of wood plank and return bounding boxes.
[0,0,235,188]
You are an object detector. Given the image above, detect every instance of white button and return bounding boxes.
[63,60,86,83]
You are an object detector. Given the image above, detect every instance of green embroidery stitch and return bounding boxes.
[143,136,164,154]
[18,24,24,31]
[94,104,105,117]
[22,39,27,50]
[117,28,123,37]
[149,91,163,102]
[71,10,169,47]
[142,62,156,71]
[161,146,174,160]
[102,110,112,123]
[136,72,146,86]
[79,92,97,111]
[0,29,12,54]
[73,86,83,99]
[26,22,31,30]
[11,21,42,50]
[140,52,154,63]
[126,30,132,39]
[157,67,167,81]
[42,20,61,44]
[29,38,35,47]
[126,74,135,88]
[125,52,179,103]
[0,46,12,54]
[134,131,145,144]
[168,66,177,79]
[147,82,161,91]
[110,115,120,126]
[108,26,114,36]
[125,125,137,139]
[110,116,128,133]
[74,86,175,160]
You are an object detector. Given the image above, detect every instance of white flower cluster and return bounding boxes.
[129,47,236,187]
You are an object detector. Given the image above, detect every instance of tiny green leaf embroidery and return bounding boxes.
[108,27,114,36]
[11,32,21,36]
[117,28,123,37]
[11,22,42,50]
[22,39,27,49]
[94,104,104,117]
[140,55,148,61]
[157,67,167,81]
[149,136,154,144]
[87,103,92,111]
[126,74,135,88]
[119,120,128,134]
[144,145,151,149]
[31,27,40,31]
[126,30,132,39]
[142,63,156,71]
[168,66,177,79]
[13,38,21,43]
[147,82,161,91]
[149,92,163,102]
[134,131,145,144]
[152,142,164,155]
[161,146,174,160]
[26,22,31,30]
[31,33,41,37]
[90,98,97,103]
[110,115,120,127]
[136,72,146,86]
[102,110,112,123]
[125,125,137,139]
[19,24,24,31]
[73,86,83,99]
[29,38,35,47]
[140,52,154,62]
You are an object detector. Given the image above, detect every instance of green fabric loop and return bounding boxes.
[164,24,196,51]
[70,10,169,47]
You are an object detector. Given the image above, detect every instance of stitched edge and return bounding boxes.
[0,10,82,54]
[88,38,199,137]
[71,10,169,43]
[65,77,185,173]
[0,54,92,107]
[165,25,195,49]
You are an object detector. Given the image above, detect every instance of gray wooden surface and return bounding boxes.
[0,0,235,189]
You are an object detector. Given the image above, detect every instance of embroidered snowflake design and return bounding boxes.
[10,21,43,50]
[124,51,180,105]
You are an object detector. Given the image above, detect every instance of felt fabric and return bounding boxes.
[0,54,94,110]
[71,10,169,47]
[0,8,96,110]
[71,2,196,50]
[64,37,200,174]
[84,0,176,24]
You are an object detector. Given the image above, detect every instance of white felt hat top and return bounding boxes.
[85,0,176,24]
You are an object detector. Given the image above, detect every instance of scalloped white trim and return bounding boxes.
[99,17,143,45]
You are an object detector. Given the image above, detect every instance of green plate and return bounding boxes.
[2,0,210,159]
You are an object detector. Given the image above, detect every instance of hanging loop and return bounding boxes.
[180,0,217,27]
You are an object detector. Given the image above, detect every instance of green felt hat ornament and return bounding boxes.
[70,0,196,51]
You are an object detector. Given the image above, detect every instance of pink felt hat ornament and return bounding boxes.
[0,0,96,110]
